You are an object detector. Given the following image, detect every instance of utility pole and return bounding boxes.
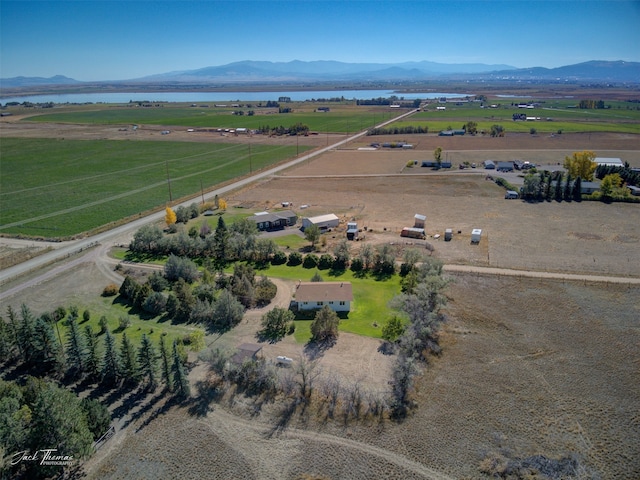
[165,161,173,203]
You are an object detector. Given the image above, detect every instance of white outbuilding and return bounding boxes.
[302,214,340,230]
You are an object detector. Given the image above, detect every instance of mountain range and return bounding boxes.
[2,60,639,88]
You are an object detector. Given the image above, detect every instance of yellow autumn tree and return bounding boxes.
[563,151,597,181]
[165,206,177,226]
[218,199,227,211]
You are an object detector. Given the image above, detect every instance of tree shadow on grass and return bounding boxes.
[265,397,300,438]
[187,378,224,417]
[304,338,336,360]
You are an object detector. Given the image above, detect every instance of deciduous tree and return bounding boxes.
[563,151,596,181]
[304,224,321,247]
[259,307,295,341]
[310,305,340,344]
[165,206,177,226]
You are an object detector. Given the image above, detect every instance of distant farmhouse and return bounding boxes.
[295,282,353,312]
[595,157,624,168]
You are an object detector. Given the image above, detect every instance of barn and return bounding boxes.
[595,157,624,168]
[302,214,339,231]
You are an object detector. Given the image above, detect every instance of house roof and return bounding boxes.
[295,282,353,302]
[250,210,297,223]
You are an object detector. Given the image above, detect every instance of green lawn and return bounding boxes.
[0,138,308,237]
[55,296,199,357]
[260,263,402,342]
[271,233,308,250]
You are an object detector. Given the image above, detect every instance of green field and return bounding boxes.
[0,138,309,237]
[22,103,401,134]
[388,100,640,134]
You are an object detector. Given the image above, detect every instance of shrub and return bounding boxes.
[142,291,167,315]
[271,250,287,265]
[255,276,277,306]
[118,315,131,330]
[303,254,319,269]
[164,254,199,283]
[318,254,334,270]
[287,251,303,266]
[350,257,364,273]
[99,315,109,334]
[102,283,119,297]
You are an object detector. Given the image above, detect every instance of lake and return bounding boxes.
[1,90,473,105]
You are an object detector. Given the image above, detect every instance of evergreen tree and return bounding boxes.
[0,314,12,362]
[159,335,172,390]
[33,317,64,373]
[84,325,102,379]
[17,304,37,365]
[65,314,86,374]
[137,334,158,389]
[172,340,190,398]
[4,306,21,360]
[573,177,583,202]
[554,174,563,202]
[545,174,553,202]
[119,332,139,384]
[564,174,573,201]
[212,216,230,269]
[101,329,120,386]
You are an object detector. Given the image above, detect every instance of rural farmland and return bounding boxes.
[1,95,639,479]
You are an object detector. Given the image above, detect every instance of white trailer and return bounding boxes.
[276,356,293,367]
[471,229,482,244]
[401,227,426,239]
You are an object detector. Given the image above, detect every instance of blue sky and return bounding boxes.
[1,0,639,81]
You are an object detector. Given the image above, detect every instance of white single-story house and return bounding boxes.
[595,157,624,168]
[295,282,353,312]
[302,214,339,231]
[483,160,496,169]
[249,210,297,231]
[580,181,601,194]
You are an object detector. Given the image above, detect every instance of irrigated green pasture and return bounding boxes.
[391,100,640,134]
[0,138,308,237]
[23,102,399,134]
